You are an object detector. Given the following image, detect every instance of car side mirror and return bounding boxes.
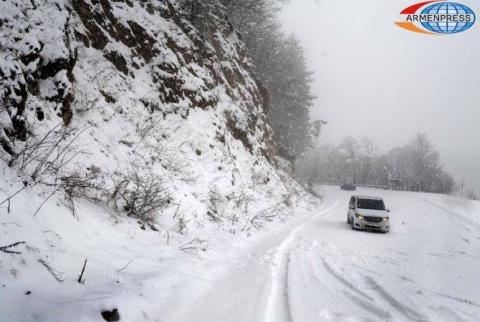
[386,209,390,212]
[349,205,355,210]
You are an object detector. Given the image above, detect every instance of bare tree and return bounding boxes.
[339,137,359,184]
[409,133,440,192]
[296,133,456,194]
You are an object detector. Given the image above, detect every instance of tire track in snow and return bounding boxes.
[262,201,339,322]
[305,253,392,320]
[262,225,300,322]
[365,276,428,322]
[307,247,424,321]
[320,257,374,302]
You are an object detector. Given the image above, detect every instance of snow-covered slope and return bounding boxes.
[0,1,307,320]
[0,0,298,233]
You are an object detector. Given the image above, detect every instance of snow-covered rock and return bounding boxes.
[0,0,298,231]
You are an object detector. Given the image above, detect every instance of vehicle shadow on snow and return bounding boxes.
[315,219,388,234]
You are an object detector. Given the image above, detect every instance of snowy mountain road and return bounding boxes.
[166,186,480,322]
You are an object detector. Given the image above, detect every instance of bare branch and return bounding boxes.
[0,241,26,254]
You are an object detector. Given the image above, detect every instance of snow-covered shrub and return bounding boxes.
[230,187,255,214]
[0,123,81,211]
[206,185,226,222]
[60,166,107,203]
[109,167,171,223]
[7,124,81,182]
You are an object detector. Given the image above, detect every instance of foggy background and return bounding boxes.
[280,0,480,192]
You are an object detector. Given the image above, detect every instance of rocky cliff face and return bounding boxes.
[0,0,274,155]
[0,0,297,233]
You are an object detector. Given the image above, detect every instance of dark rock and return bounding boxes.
[100,90,117,104]
[101,308,120,321]
[72,0,109,50]
[226,114,252,153]
[74,29,90,47]
[127,20,159,63]
[0,130,14,156]
[36,107,44,121]
[104,51,129,75]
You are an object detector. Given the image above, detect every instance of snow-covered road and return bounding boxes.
[165,186,480,322]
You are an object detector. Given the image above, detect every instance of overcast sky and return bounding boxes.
[280,0,480,192]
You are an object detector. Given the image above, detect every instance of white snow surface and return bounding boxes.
[1,184,479,321]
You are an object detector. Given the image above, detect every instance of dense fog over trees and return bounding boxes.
[296,133,458,195]
[279,0,480,196]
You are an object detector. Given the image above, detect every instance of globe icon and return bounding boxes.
[421,2,476,34]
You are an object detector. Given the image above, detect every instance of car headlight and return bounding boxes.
[383,217,389,222]
[355,213,363,220]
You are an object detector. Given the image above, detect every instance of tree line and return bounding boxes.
[296,133,457,194]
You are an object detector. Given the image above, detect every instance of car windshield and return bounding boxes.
[357,198,385,210]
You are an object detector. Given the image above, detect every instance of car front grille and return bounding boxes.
[364,216,383,223]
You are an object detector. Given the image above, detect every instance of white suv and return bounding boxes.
[347,195,390,233]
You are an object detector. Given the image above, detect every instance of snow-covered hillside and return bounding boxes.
[0,1,307,320]
[0,0,301,237]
